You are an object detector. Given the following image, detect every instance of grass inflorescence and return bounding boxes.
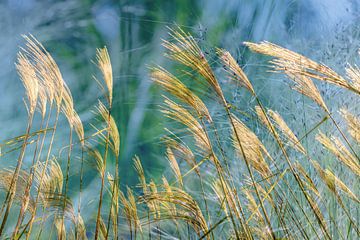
[0,27,359,239]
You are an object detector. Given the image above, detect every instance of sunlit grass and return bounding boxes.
[0,27,358,239]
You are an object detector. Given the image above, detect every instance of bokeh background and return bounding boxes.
[1,0,360,189]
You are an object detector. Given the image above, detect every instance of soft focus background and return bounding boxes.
[1,0,359,187]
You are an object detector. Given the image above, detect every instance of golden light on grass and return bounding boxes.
[0,27,358,239]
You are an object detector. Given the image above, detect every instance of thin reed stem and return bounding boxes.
[0,112,35,237]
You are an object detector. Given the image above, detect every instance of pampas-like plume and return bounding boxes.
[34,158,63,201]
[149,180,161,219]
[54,217,66,240]
[61,85,84,144]
[118,185,141,237]
[163,135,199,175]
[166,147,183,187]
[76,215,87,240]
[267,109,306,154]
[217,48,255,95]
[134,157,158,222]
[316,131,360,176]
[133,156,148,194]
[96,47,113,106]
[22,35,64,107]
[345,64,360,94]
[0,169,35,214]
[284,72,328,112]
[88,148,105,178]
[162,27,224,100]
[162,98,211,155]
[140,186,209,238]
[211,178,240,221]
[294,163,321,198]
[232,115,272,178]
[244,41,359,94]
[37,83,48,118]
[243,189,265,225]
[96,101,120,156]
[151,66,212,122]
[340,109,360,143]
[16,53,39,115]
[211,179,229,217]
[44,194,76,222]
[312,161,359,203]
[256,106,306,154]
[161,177,177,216]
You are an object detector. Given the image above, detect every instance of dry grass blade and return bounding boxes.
[161,176,177,216]
[96,101,120,156]
[232,115,272,178]
[162,98,211,155]
[106,173,119,237]
[76,215,87,240]
[98,217,108,239]
[243,189,270,238]
[244,41,359,94]
[166,147,183,187]
[140,186,209,238]
[88,148,105,177]
[294,163,321,198]
[22,35,64,107]
[217,48,255,95]
[312,161,359,203]
[0,169,35,214]
[164,135,199,175]
[340,108,360,143]
[257,107,306,154]
[133,156,148,194]
[162,27,224,100]
[16,53,39,115]
[39,194,76,234]
[316,131,360,176]
[61,85,84,144]
[34,158,63,202]
[118,185,141,237]
[54,217,66,240]
[212,178,240,221]
[151,66,212,122]
[37,82,48,118]
[345,64,360,94]
[285,72,328,112]
[211,180,229,217]
[96,47,113,105]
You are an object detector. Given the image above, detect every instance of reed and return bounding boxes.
[0,28,358,239]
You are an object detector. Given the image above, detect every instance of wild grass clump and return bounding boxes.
[0,27,358,239]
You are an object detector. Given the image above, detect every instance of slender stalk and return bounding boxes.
[12,116,45,238]
[94,106,112,239]
[255,97,331,239]
[26,108,60,240]
[77,145,85,239]
[327,112,359,162]
[0,112,35,237]
[225,107,276,239]
[59,127,73,239]
[200,121,241,240]
[105,154,120,239]
[14,102,54,238]
[208,120,252,238]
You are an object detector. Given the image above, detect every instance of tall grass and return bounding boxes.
[0,27,359,239]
